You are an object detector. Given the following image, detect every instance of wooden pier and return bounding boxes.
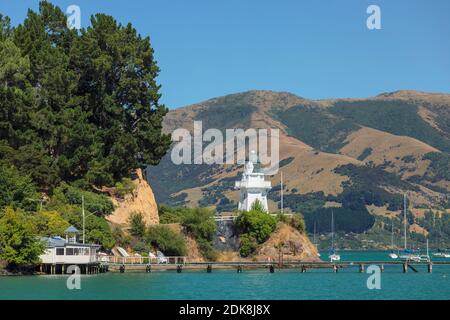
[102,256,450,274]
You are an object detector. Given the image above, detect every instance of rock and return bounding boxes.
[255,223,321,262]
[213,220,240,251]
[106,169,159,227]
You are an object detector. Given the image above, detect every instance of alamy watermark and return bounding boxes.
[171,121,280,174]
[66,5,81,30]
[366,265,381,290]
[66,265,81,290]
[367,5,381,30]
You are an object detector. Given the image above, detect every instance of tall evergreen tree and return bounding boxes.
[0,1,170,191]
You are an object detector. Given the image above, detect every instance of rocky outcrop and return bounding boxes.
[213,220,240,251]
[106,169,159,227]
[255,223,321,262]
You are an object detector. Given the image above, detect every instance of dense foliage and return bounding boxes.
[0,2,170,191]
[235,201,277,257]
[128,212,146,238]
[158,205,218,260]
[0,2,172,262]
[0,208,45,268]
[0,165,38,211]
[145,225,186,256]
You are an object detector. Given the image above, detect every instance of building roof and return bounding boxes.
[40,236,100,248]
[65,225,80,233]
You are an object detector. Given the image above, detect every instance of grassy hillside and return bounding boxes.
[147,90,450,248]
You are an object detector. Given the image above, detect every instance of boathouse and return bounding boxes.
[38,226,101,274]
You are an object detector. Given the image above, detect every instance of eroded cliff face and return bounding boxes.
[106,169,159,227]
[255,223,321,262]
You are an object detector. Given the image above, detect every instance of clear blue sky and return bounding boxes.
[2,0,450,108]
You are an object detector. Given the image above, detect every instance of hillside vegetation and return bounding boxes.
[0,1,170,269]
[147,90,450,248]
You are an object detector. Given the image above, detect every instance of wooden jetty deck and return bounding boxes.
[102,256,450,274]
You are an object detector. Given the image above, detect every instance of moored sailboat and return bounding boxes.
[328,210,340,262]
[389,221,399,259]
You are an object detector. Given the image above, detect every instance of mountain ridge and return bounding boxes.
[147,89,450,248]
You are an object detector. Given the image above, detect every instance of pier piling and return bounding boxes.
[269,265,275,273]
[237,265,243,273]
[176,265,183,273]
[207,264,212,273]
[403,263,407,273]
[359,264,365,273]
[428,263,433,273]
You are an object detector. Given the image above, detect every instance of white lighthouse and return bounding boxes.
[235,151,272,212]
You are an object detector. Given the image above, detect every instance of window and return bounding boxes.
[66,248,74,255]
[56,248,65,255]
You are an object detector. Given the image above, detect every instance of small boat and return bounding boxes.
[388,222,399,259]
[389,251,398,259]
[328,210,341,262]
[397,194,421,262]
[329,251,341,262]
[399,250,421,262]
[432,249,450,258]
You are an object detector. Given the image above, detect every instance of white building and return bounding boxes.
[235,151,272,212]
[39,226,100,274]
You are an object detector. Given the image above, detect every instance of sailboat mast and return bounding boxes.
[313,221,317,245]
[331,209,334,249]
[403,194,407,250]
[280,171,283,215]
[391,221,394,249]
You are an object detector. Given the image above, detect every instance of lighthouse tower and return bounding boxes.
[235,151,272,212]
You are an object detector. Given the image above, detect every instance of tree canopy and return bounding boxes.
[0,1,171,191]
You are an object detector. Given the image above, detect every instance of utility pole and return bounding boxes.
[82,195,85,244]
[404,194,407,250]
[280,171,283,215]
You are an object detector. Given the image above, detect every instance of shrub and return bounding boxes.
[182,208,217,241]
[235,208,277,244]
[239,234,257,257]
[0,165,38,211]
[129,212,146,238]
[277,213,306,233]
[52,183,114,216]
[112,226,131,248]
[0,208,45,268]
[33,211,70,236]
[145,225,186,256]
[115,178,135,198]
[158,204,184,224]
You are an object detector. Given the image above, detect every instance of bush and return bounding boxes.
[239,234,257,257]
[235,209,277,244]
[112,226,131,248]
[145,225,186,256]
[158,204,184,224]
[0,207,45,268]
[182,208,217,241]
[128,212,146,238]
[52,183,114,216]
[0,165,39,211]
[277,214,306,233]
[33,211,70,236]
[115,178,135,198]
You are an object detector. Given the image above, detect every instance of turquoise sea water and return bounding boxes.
[1,251,449,300]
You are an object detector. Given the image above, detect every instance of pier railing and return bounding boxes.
[101,255,187,265]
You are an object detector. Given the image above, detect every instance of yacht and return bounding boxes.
[328,210,341,262]
[388,221,399,259]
